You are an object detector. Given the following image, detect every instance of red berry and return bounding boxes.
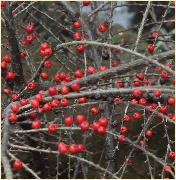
[1,1,6,9]
[65,75,72,82]
[61,81,68,85]
[123,114,130,122]
[146,130,153,138]
[139,98,147,105]
[1,61,8,69]
[120,125,128,134]
[32,120,41,129]
[139,140,145,146]
[167,113,174,120]
[155,66,162,72]
[112,59,120,67]
[151,31,158,39]
[151,103,158,109]
[161,71,168,79]
[3,88,11,95]
[160,105,168,113]
[31,99,40,109]
[137,72,145,80]
[39,49,46,57]
[60,98,69,107]
[35,94,43,102]
[40,42,49,50]
[125,159,133,165]
[75,44,85,53]
[83,1,90,6]
[44,48,53,57]
[38,90,44,95]
[73,21,81,28]
[133,77,142,86]
[26,34,35,44]
[78,97,87,104]
[90,107,99,115]
[154,90,161,97]
[8,113,17,122]
[59,72,66,80]
[132,89,143,98]
[12,160,23,170]
[51,99,59,108]
[27,82,36,90]
[40,72,49,79]
[92,121,100,131]
[20,52,26,60]
[64,116,73,126]
[80,121,89,131]
[11,94,18,101]
[69,144,78,154]
[114,97,122,105]
[61,86,70,95]
[131,99,138,106]
[3,55,11,63]
[168,151,175,159]
[166,63,172,69]
[42,103,52,112]
[98,117,109,127]
[133,112,141,120]
[58,142,68,154]
[99,65,108,71]
[48,124,57,133]
[73,32,82,40]
[77,144,85,153]
[71,82,81,91]
[44,60,52,68]
[53,74,60,82]
[164,165,172,173]
[30,112,37,119]
[147,44,155,53]
[6,71,16,80]
[168,97,175,105]
[48,86,58,96]
[21,39,28,45]
[75,70,84,78]
[11,104,19,113]
[76,114,85,124]
[117,135,125,144]
[115,81,125,88]
[25,24,33,33]
[87,66,95,74]
[98,23,108,33]
[97,126,106,135]
[20,98,29,106]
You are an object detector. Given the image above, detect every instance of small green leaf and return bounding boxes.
[112,34,121,44]
[60,55,68,61]
[138,42,147,53]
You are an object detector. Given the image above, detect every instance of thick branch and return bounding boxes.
[3,2,25,91]
[1,104,13,179]
[55,41,175,75]
[18,50,174,99]
[18,86,174,112]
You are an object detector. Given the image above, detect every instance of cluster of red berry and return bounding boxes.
[39,42,53,57]
[58,142,85,154]
[22,24,35,45]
